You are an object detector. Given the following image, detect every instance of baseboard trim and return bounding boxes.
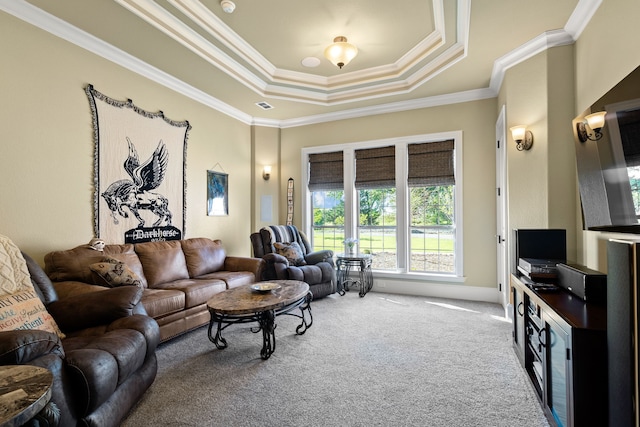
[369,279,499,303]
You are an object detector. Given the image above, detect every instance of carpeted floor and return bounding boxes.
[122,292,549,427]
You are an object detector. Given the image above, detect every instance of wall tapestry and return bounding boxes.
[86,84,191,244]
[207,170,228,216]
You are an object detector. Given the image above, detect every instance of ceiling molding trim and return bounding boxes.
[116,0,468,103]
[489,0,599,94]
[489,29,574,93]
[115,0,271,92]
[167,0,276,77]
[564,0,603,40]
[1,0,253,125]
[276,87,496,129]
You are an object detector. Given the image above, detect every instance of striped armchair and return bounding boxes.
[250,225,336,299]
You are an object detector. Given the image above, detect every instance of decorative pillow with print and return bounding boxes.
[0,289,65,338]
[274,242,307,266]
[89,257,143,288]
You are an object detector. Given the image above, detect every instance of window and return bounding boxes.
[355,147,397,270]
[302,132,462,277]
[308,152,345,252]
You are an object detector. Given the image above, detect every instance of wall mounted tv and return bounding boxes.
[574,65,640,233]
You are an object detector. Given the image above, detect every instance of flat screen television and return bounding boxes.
[574,65,640,233]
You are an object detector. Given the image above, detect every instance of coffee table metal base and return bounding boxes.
[208,291,313,360]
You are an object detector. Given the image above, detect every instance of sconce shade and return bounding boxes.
[577,111,607,142]
[263,165,272,181]
[510,126,527,142]
[510,125,533,151]
[324,36,358,69]
[585,111,606,130]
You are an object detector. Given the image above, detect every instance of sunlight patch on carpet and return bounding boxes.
[425,301,480,313]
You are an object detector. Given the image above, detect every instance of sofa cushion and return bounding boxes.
[103,245,147,288]
[139,288,185,318]
[153,278,226,308]
[45,244,148,288]
[181,238,226,277]
[89,258,143,288]
[0,289,65,338]
[197,271,256,289]
[135,241,189,287]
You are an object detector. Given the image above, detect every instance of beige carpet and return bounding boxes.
[122,292,549,427]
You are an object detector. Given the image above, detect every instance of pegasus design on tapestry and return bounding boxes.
[102,138,173,228]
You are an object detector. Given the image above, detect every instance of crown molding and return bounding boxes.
[489,29,575,93]
[276,87,495,128]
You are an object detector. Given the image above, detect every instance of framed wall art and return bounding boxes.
[207,170,228,216]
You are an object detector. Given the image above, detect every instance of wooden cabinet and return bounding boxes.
[510,275,607,427]
[511,283,526,365]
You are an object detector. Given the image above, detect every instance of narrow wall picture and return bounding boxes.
[86,85,190,244]
[207,170,229,216]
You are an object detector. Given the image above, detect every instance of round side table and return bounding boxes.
[336,253,373,297]
[0,365,53,427]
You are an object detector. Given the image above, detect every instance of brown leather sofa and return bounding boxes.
[0,252,159,427]
[44,238,265,342]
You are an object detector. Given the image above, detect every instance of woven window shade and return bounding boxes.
[408,140,455,186]
[355,146,395,189]
[308,151,344,191]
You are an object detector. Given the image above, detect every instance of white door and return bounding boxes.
[496,106,509,312]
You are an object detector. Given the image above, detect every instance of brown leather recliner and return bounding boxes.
[0,253,160,427]
[250,225,336,298]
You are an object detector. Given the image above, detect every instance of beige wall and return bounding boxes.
[0,13,253,263]
[251,125,280,234]
[279,99,500,290]
[499,46,578,264]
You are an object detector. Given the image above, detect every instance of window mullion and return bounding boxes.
[343,148,356,244]
[396,143,408,272]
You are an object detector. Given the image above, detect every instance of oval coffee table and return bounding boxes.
[206,279,312,359]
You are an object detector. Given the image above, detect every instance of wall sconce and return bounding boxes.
[510,125,533,151]
[262,165,272,181]
[576,111,607,142]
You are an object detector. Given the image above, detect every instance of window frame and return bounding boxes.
[302,131,464,280]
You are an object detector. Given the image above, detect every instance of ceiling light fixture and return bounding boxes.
[324,36,358,69]
[220,0,235,13]
[510,125,533,151]
[576,111,607,142]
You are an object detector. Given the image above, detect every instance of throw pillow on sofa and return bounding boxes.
[274,242,307,266]
[0,289,65,338]
[90,257,143,288]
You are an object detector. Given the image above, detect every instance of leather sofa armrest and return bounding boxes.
[305,250,335,266]
[48,286,143,333]
[0,330,64,364]
[224,256,266,279]
[107,314,160,359]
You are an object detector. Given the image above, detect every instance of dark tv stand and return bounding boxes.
[510,274,607,427]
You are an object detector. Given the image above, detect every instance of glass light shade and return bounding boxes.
[263,165,272,175]
[324,36,358,69]
[585,111,606,130]
[510,125,527,141]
